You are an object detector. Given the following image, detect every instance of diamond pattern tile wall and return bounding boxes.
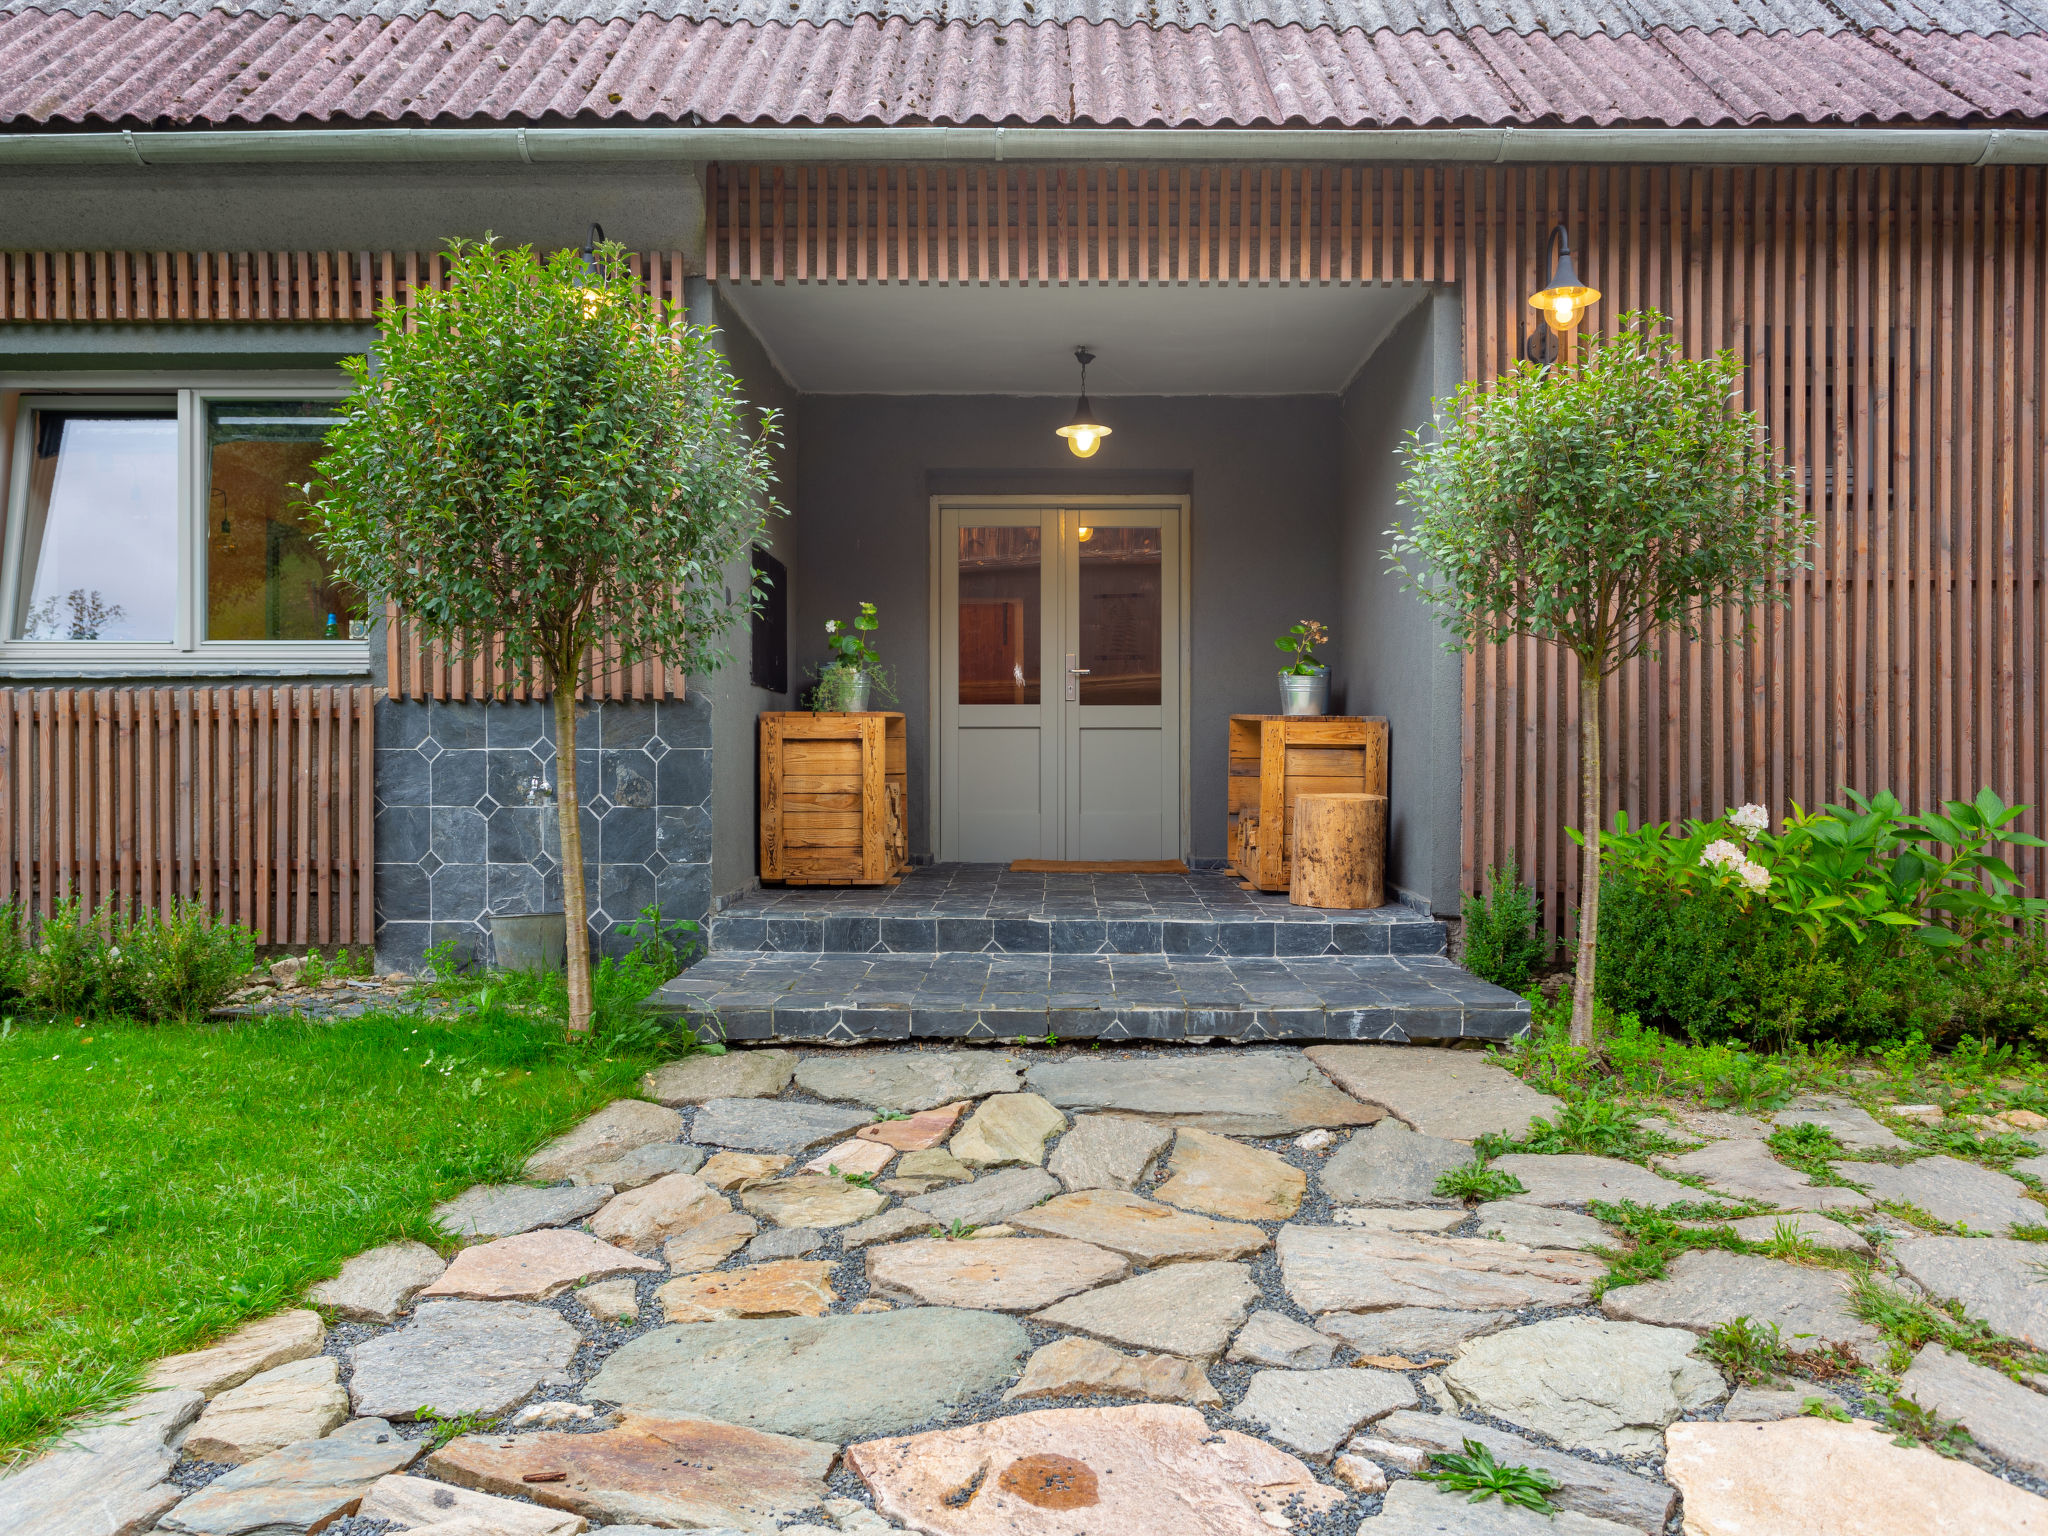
[372,696,711,971]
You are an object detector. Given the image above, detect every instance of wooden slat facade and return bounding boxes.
[380,605,688,704]
[8,160,2042,929]
[0,686,375,945]
[711,161,2047,930]
[1,248,693,324]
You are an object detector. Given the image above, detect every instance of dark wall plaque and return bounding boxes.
[750,545,788,694]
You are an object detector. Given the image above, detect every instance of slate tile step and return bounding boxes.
[652,952,1526,1045]
[711,866,1446,958]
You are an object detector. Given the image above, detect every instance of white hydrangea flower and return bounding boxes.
[1738,860,1771,893]
[1700,839,1745,871]
[1730,803,1771,841]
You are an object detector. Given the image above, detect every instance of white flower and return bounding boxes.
[1738,860,1771,893]
[824,620,839,634]
[1730,803,1771,840]
[1700,839,1745,871]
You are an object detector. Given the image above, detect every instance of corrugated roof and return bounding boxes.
[2,0,2043,129]
[3,10,2041,127]
[2,0,2044,37]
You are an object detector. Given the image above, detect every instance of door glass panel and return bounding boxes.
[206,400,361,640]
[958,525,1040,704]
[13,408,179,641]
[1077,525,1162,705]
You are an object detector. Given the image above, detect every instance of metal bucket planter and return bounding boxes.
[490,911,567,972]
[1278,668,1329,717]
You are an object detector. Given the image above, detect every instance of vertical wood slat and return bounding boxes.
[0,688,376,945]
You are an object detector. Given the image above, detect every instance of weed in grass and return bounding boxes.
[2009,1223,2048,1242]
[1434,1162,1527,1204]
[1763,1123,1866,1195]
[1485,1091,1685,1164]
[1415,1440,1561,1514]
[417,1407,496,1450]
[1850,1276,2048,1379]
[1585,1199,1755,1296]
[1701,1316,1792,1385]
[1896,1121,2042,1172]
[1882,1394,1973,1457]
[1759,1218,1824,1263]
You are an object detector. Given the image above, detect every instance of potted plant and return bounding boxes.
[816,601,884,712]
[1275,619,1330,716]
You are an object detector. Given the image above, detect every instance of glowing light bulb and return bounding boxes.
[1068,428,1102,458]
[1551,294,1577,326]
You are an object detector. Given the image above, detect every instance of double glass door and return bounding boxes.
[937,501,1183,861]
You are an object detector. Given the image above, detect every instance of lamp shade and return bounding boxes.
[1529,229,1601,330]
[1055,347,1112,458]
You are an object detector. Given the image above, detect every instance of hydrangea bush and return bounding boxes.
[1587,791,2048,1048]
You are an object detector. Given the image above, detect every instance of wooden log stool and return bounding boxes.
[1288,793,1387,909]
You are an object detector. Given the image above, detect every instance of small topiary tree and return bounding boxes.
[310,237,780,1033]
[1390,311,1809,1048]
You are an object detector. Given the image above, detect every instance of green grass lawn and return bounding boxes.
[0,1005,666,1463]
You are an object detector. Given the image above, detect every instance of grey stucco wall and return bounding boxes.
[790,393,1344,863]
[0,165,704,257]
[1334,288,1467,914]
[690,282,801,904]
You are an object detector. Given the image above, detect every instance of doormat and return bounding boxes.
[1009,859,1191,874]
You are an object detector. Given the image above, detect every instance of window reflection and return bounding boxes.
[14,410,179,642]
[1077,525,1162,705]
[959,525,1041,704]
[206,400,359,641]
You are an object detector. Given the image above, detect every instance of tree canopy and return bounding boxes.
[310,236,781,1031]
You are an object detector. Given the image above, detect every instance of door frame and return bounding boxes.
[928,493,1192,863]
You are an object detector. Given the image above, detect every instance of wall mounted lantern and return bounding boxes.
[1526,226,1601,368]
[1055,348,1112,458]
[576,222,609,312]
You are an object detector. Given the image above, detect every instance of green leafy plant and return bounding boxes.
[1416,1439,1561,1514]
[1802,1395,1851,1421]
[1274,618,1328,676]
[1765,1122,1850,1181]
[113,901,257,1022]
[1882,1394,1973,1457]
[308,235,779,1034]
[1460,855,1549,992]
[871,1110,910,1123]
[1851,1275,2048,1377]
[0,903,30,1006]
[1586,1198,1755,1295]
[615,904,699,984]
[1434,1162,1526,1204]
[825,601,881,671]
[1391,309,1810,1046]
[829,1164,876,1189]
[1700,1316,1791,1385]
[931,1219,977,1240]
[1758,1217,1823,1263]
[416,1407,495,1450]
[1507,1091,1681,1163]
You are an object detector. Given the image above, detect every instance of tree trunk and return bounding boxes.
[551,682,595,1036]
[1569,651,1603,1049]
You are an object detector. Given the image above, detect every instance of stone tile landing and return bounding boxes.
[657,866,1528,1045]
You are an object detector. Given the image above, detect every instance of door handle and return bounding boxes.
[1066,653,1089,700]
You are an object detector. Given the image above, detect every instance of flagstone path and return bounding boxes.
[12,1042,2048,1536]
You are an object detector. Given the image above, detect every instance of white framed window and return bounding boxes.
[0,371,369,676]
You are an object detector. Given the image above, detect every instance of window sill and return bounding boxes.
[0,642,372,680]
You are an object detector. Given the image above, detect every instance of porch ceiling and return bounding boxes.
[716,279,1427,396]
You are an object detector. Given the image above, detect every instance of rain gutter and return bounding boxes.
[0,125,2042,167]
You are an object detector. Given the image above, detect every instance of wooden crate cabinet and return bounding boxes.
[1226,715,1388,892]
[760,712,910,885]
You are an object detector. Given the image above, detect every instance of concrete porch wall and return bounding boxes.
[788,393,1343,864]
[1334,290,1466,914]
